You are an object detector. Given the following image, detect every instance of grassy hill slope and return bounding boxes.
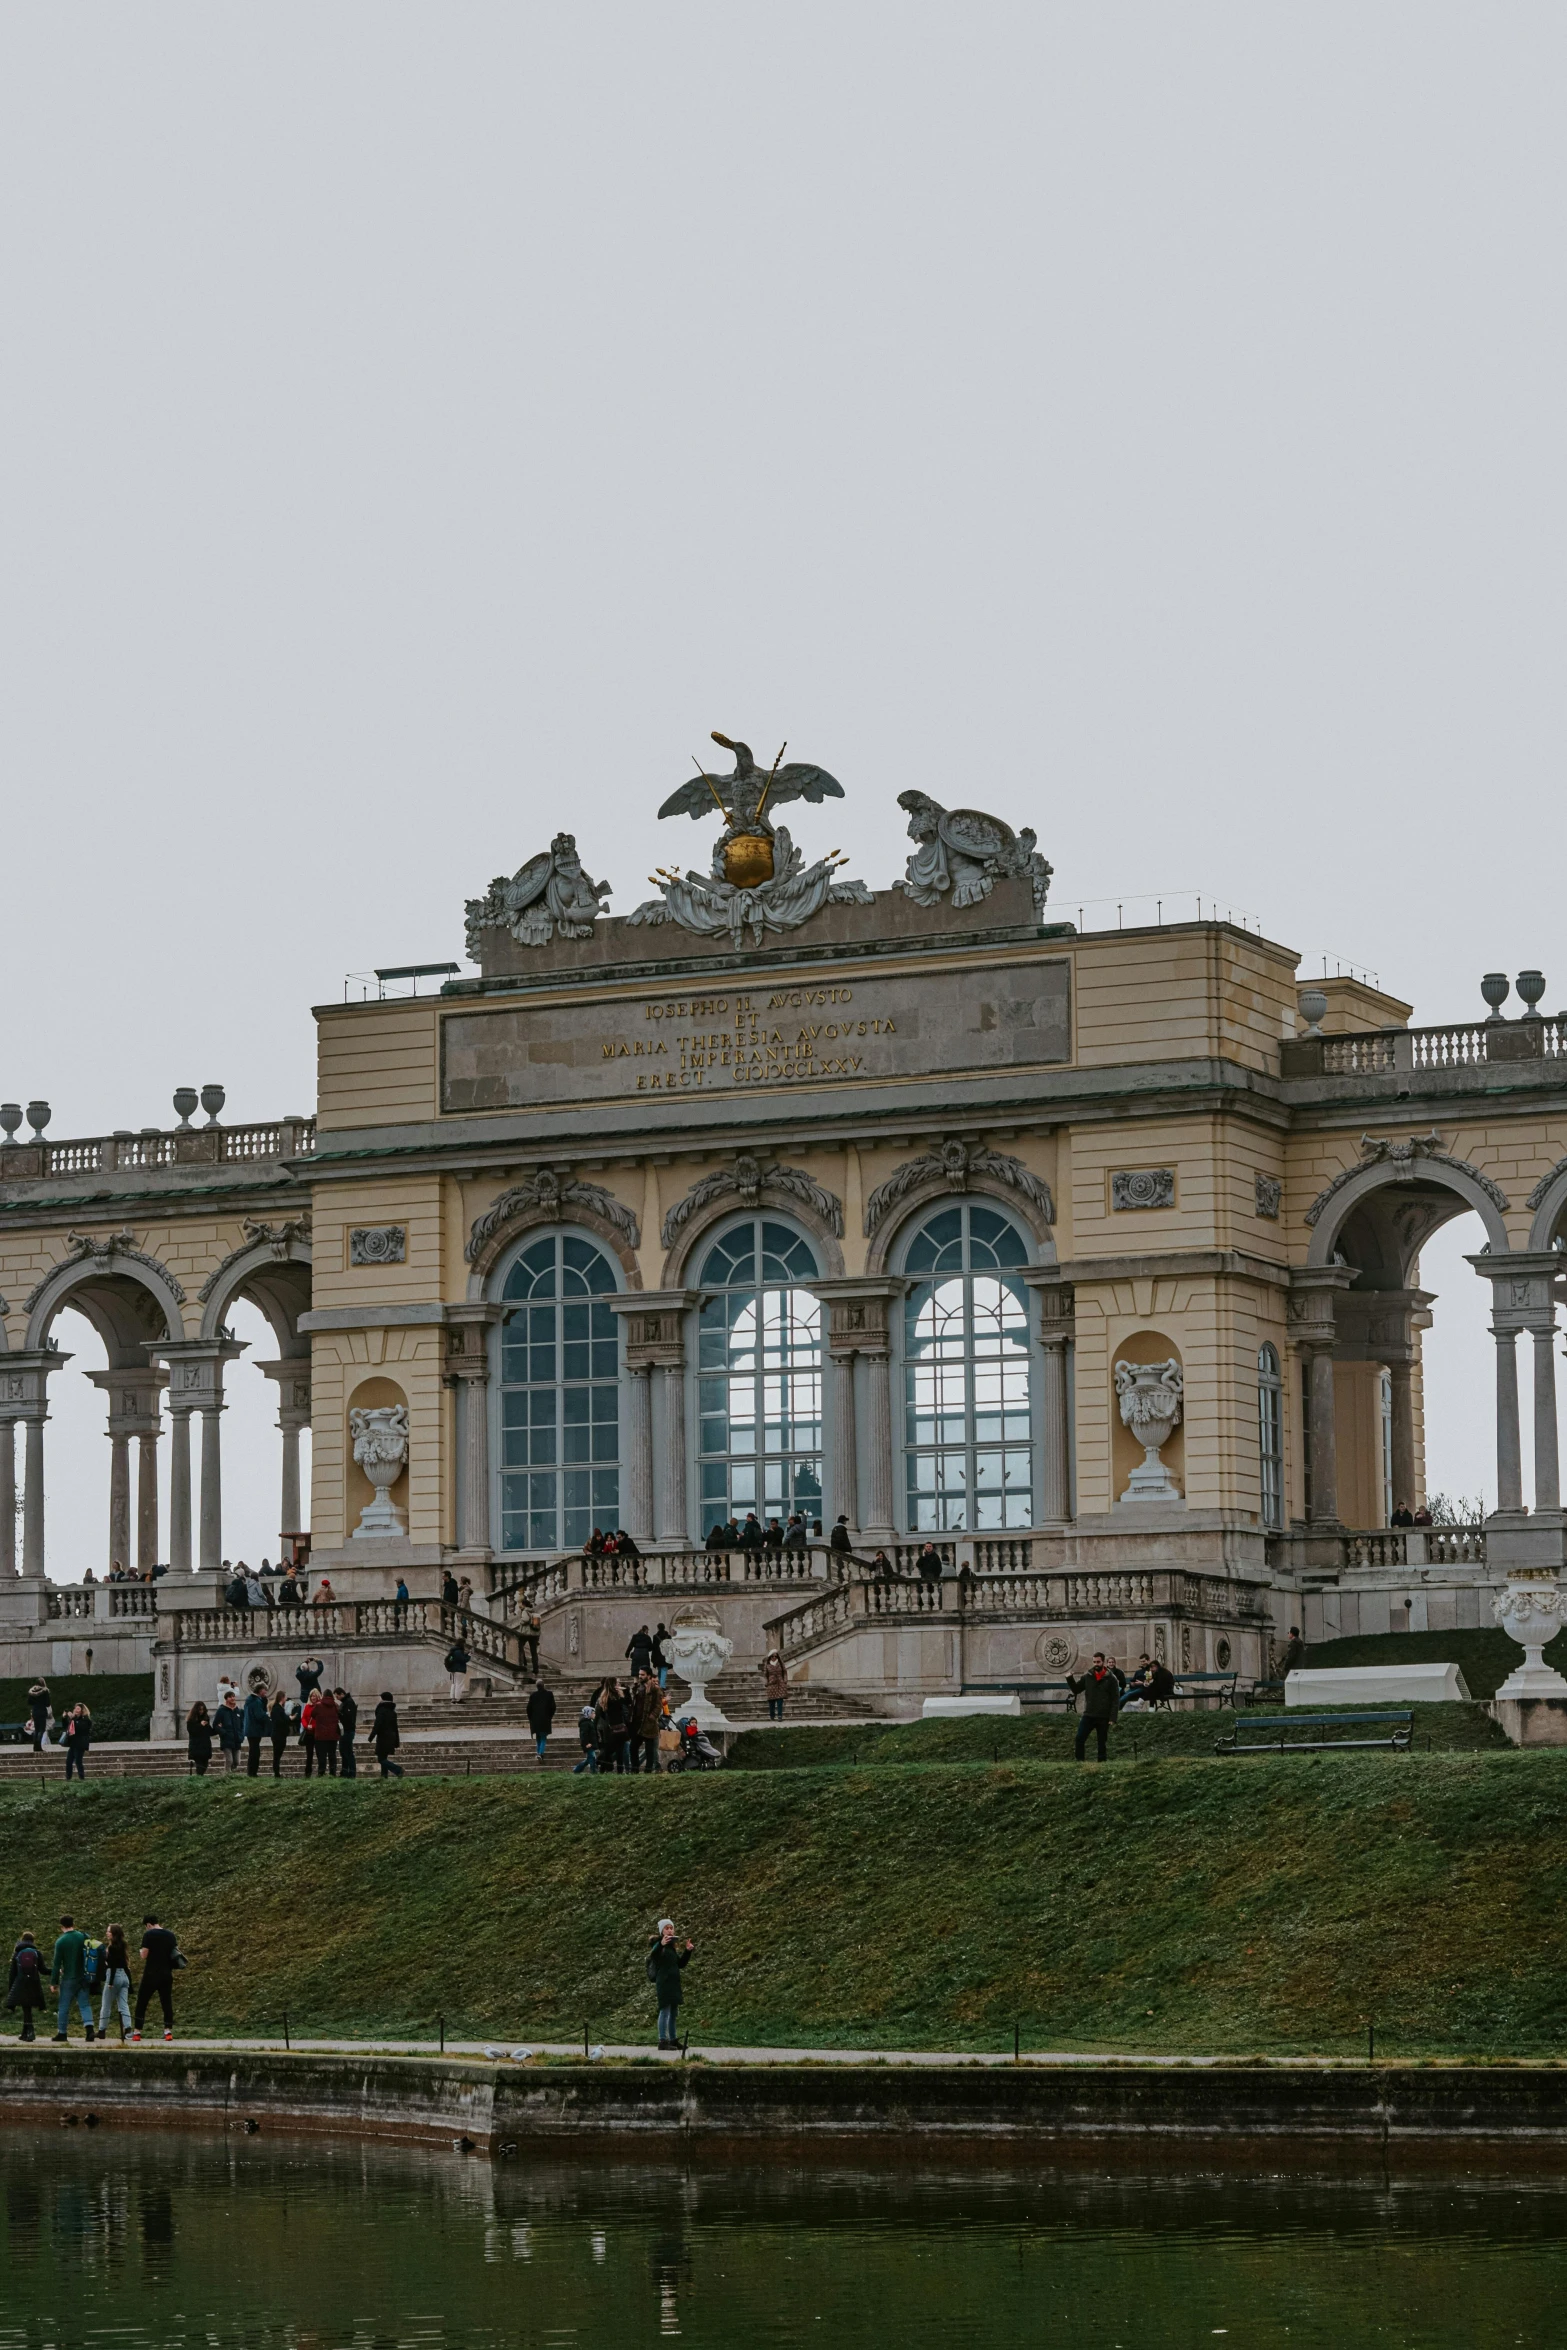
[2,1752,1564,2057]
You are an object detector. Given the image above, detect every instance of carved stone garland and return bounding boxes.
[25,1229,188,1313]
[661,1155,844,1250]
[196,1215,312,1303]
[1303,1131,1510,1227]
[466,1170,640,1265]
[863,1139,1054,1238]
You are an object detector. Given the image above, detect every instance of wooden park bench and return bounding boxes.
[1215,1709,1413,1756]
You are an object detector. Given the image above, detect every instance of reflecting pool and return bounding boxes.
[0,2128,1564,2347]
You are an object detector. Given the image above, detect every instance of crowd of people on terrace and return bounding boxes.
[185,1658,406,1780]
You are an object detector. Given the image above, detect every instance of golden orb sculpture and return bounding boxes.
[723,831,775,888]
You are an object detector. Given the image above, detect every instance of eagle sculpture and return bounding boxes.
[657,732,844,840]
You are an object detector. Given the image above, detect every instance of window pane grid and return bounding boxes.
[903,1204,1034,1531]
[697,1219,823,1535]
[497,1233,620,1551]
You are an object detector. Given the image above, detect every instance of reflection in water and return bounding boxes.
[0,2128,1564,2347]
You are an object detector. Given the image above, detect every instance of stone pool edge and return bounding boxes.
[5,2049,1567,2156]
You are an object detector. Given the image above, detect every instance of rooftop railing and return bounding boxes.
[0,1117,315,1183]
[1290,1017,1567,1080]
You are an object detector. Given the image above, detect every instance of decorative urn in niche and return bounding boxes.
[1493,1573,1567,1699]
[1114,1358,1185,1504]
[666,1607,734,1729]
[349,1404,410,1538]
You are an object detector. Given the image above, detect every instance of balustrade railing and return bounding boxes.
[107,1586,157,1618]
[764,1562,1270,1662]
[1313,1018,1564,1078]
[1340,1524,1487,1570]
[0,1118,316,1184]
[163,1598,519,1668]
[490,1546,844,1615]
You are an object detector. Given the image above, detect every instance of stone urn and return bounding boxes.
[667,1616,734,1729]
[349,1404,410,1538]
[1114,1358,1185,1504]
[1493,1573,1567,1698]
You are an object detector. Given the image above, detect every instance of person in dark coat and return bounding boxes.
[915,1542,944,1583]
[62,1703,92,1780]
[646,1918,694,2049]
[829,1514,853,1555]
[372,1692,404,1779]
[336,1687,359,1778]
[525,1679,556,1764]
[1068,1653,1120,1762]
[268,1694,290,1778]
[626,1625,654,1677]
[1279,1627,1307,1678]
[186,1701,213,1776]
[597,1680,631,1773]
[27,1681,51,1753]
[242,1688,270,1776]
[214,1692,245,1772]
[705,1520,727,1553]
[6,1933,46,2040]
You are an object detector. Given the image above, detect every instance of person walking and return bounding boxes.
[6,1932,46,2041]
[185,1700,214,1776]
[50,1916,95,2042]
[651,1623,671,1690]
[645,1918,694,2050]
[630,1670,662,1773]
[132,1914,178,2042]
[371,1691,404,1778]
[598,1679,631,1774]
[268,1692,291,1778]
[27,1680,51,1753]
[521,1612,542,1675]
[1068,1652,1120,1763]
[215,1691,245,1773]
[62,1702,92,1780]
[444,1637,471,1703]
[336,1687,358,1778]
[762,1649,789,1722]
[626,1624,654,1679]
[573,1693,600,1774]
[97,1923,134,2044]
[525,1678,556,1764]
[242,1686,270,1778]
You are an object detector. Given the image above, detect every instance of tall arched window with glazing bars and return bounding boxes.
[696,1219,823,1537]
[902,1201,1033,1530]
[495,1233,621,1551]
[1257,1341,1284,1530]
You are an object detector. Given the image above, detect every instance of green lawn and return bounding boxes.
[1305,1625,1566,1699]
[1,1748,1563,2058]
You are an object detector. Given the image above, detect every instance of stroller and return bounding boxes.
[665,1714,724,1773]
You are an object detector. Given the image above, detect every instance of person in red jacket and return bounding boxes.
[302,1687,341,1777]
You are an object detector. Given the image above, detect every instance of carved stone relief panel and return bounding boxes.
[349,1226,407,1266]
[1111,1168,1175,1212]
[1254,1174,1282,1220]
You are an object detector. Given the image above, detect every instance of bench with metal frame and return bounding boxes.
[1215,1709,1414,1756]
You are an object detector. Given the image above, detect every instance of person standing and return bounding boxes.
[27,1680,51,1753]
[445,1636,471,1703]
[309,1686,340,1777]
[50,1916,94,2042]
[598,1679,631,1773]
[296,1654,325,1704]
[651,1622,670,1690]
[62,1703,91,1780]
[6,1932,46,2041]
[630,1671,662,1774]
[97,1923,134,2044]
[371,1691,404,1778]
[645,1918,694,2050]
[626,1625,654,1679]
[521,1612,542,1675]
[185,1700,214,1776]
[1068,1653,1120,1763]
[133,1914,178,2042]
[215,1691,245,1773]
[829,1513,853,1556]
[268,1692,291,1778]
[573,1694,600,1775]
[299,1691,319,1779]
[1279,1626,1307,1679]
[762,1649,789,1722]
[336,1687,358,1778]
[242,1687,270,1777]
[525,1679,556,1765]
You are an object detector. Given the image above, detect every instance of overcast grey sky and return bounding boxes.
[4,4,1558,1564]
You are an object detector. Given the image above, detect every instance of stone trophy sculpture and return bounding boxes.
[349,1404,410,1538]
[629,730,871,948]
[1114,1359,1184,1503]
[896,791,1053,914]
[465,833,611,958]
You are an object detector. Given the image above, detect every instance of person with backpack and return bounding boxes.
[242,1686,270,1777]
[268,1693,291,1778]
[445,1637,470,1702]
[371,1691,404,1779]
[6,1932,46,2040]
[62,1702,92,1780]
[96,1923,134,2043]
[525,1678,556,1764]
[132,1913,179,2042]
[214,1691,245,1773]
[27,1680,51,1753]
[50,1915,95,2042]
[336,1687,358,1778]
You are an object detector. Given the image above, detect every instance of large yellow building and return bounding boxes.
[1,767,1563,1723]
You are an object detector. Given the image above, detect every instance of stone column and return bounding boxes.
[1531,1323,1560,1515]
[168,1408,193,1571]
[146,1338,246,1572]
[109,1433,131,1572]
[1387,1360,1417,1521]
[256,1358,317,1553]
[608,1293,695,1549]
[1492,1327,1523,1514]
[2,1349,71,1578]
[87,1365,165,1573]
[136,1432,159,1571]
[0,1420,14,1574]
[23,1419,45,1574]
[813,1279,906,1548]
[1025,1274,1076,1525]
[1287,1267,1354,1529]
[438,1309,501,1561]
[1306,1347,1340,1524]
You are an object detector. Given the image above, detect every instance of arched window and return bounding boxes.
[697,1219,822,1537]
[496,1233,620,1552]
[1258,1342,1284,1530]
[902,1202,1032,1531]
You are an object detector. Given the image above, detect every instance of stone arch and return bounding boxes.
[25,1239,188,1361]
[661,1186,846,1288]
[1305,1156,1510,1269]
[198,1230,313,1351]
[1526,1155,1567,1251]
[867,1179,1056,1278]
[467,1194,641,1296]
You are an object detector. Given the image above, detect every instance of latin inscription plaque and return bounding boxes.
[441,960,1070,1114]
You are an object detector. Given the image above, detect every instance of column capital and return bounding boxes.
[0,1347,75,1421]
[253,1358,313,1425]
[1287,1263,1356,1351]
[1022,1268,1076,1343]
[811,1277,907,1360]
[1466,1251,1566,1330]
[85,1365,168,1437]
[442,1305,503,1387]
[148,1336,246,1413]
[607,1290,697,1370]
